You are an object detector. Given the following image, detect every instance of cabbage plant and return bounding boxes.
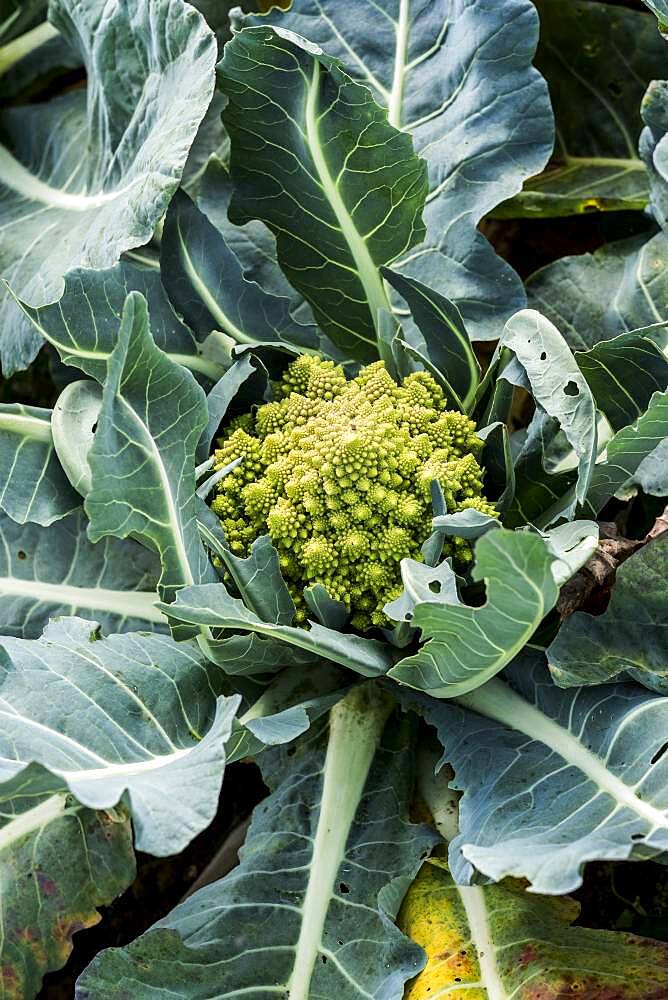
[1,0,668,997]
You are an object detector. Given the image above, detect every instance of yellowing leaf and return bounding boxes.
[399,860,484,1000]
[399,858,668,999]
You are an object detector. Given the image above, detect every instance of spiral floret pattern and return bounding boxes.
[211,357,495,630]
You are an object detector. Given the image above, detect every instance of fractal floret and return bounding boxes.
[211,356,495,630]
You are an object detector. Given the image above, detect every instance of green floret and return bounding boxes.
[212,356,495,630]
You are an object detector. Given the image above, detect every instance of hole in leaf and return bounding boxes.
[428,580,442,594]
[321,955,327,964]
[17,550,27,561]
[539,351,547,361]
[631,833,645,841]
[339,882,350,894]
[92,421,98,433]
[564,381,580,396]
[651,741,668,765]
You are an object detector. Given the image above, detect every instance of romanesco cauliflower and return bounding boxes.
[211,356,495,630]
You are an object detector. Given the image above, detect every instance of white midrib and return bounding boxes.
[305,60,390,337]
[457,678,668,829]
[388,0,409,129]
[6,295,224,382]
[0,411,52,442]
[56,747,190,781]
[0,20,59,77]
[118,396,195,591]
[0,791,68,853]
[287,688,391,1000]
[0,576,167,624]
[175,224,255,345]
[458,886,507,1000]
[0,143,144,211]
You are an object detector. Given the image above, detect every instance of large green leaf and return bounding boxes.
[641,79,668,230]
[583,387,668,515]
[239,0,554,341]
[197,158,311,321]
[381,269,480,411]
[158,580,394,678]
[630,436,668,496]
[85,293,216,602]
[218,25,428,361]
[0,765,135,1000]
[503,412,576,529]
[160,189,320,353]
[575,329,668,432]
[496,0,664,218]
[501,309,598,521]
[406,652,668,894]
[526,231,668,349]
[0,617,238,855]
[11,260,225,384]
[0,510,165,639]
[388,529,559,698]
[76,686,437,1000]
[0,0,217,375]
[400,857,668,999]
[0,403,80,525]
[548,535,668,694]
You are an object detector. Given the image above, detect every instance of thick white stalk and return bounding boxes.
[287,684,392,1000]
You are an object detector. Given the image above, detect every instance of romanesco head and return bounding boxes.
[212,357,495,630]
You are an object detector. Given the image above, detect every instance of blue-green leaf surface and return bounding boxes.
[0,618,240,855]
[526,231,668,349]
[388,529,559,697]
[239,0,554,341]
[0,403,80,525]
[548,535,668,694]
[381,269,480,410]
[640,79,668,229]
[0,0,217,375]
[0,510,165,638]
[11,260,224,384]
[76,687,436,1000]
[158,581,394,678]
[0,765,135,1000]
[160,189,320,353]
[496,0,662,218]
[197,157,311,318]
[406,653,668,894]
[575,329,668,431]
[583,387,668,514]
[501,309,598,520]
[85,293,216,603]
[218,25,429,360]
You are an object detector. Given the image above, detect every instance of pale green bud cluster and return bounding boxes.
[211,356,495,630]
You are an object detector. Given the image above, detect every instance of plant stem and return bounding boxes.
[0,20,59,77]
[287,682,393,1000]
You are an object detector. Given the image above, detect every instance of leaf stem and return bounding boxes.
[0,19,58,77]
[287,683,393,999]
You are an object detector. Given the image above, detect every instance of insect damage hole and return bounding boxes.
[564,381,580,396]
